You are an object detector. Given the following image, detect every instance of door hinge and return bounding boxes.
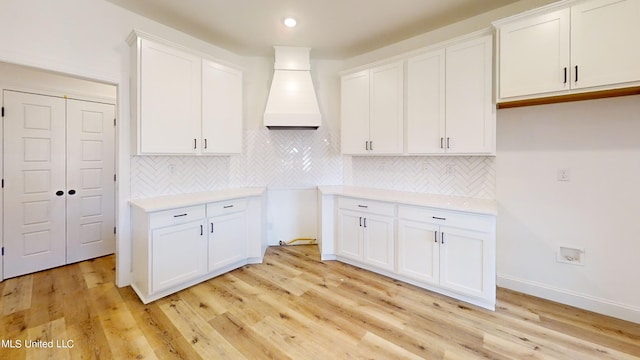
[1,179,3,188]
[113,174,116,182]
[113,118,116,127]
[114,227,116,234]
[1,107,4,117]
[1,247,4,256]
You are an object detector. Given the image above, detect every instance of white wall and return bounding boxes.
[496,95,640,322]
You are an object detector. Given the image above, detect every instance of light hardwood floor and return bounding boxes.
[0,244,638,359]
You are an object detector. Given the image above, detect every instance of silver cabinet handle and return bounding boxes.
[432,216,446,221]
[434,231,438,243]
[363,218,367,228]
[173,213,187,218]
[357,205,368,208]
[441,232,445,244]
[223,205,234,209]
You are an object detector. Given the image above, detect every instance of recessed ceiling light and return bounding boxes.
[283,17,297,28]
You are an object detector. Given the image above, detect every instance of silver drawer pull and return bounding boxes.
[432,216,446,221]
[173,213,188,218]
[357,205,368,208]
[223,205,234,209]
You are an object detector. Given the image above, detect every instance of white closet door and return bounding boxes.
[3,91,66,278]
[66,99,115,263]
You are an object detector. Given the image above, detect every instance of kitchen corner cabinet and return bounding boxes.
[341,61,404,155]
[337,198,395,271]
[128,31,242,155]
[130,189,266,304]
[407,35,494,155]
[495,0,640,101]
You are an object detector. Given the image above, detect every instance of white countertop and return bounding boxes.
[129,187,266,212]
[318,186,496,215]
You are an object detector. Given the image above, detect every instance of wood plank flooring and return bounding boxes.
[0,244,638,359]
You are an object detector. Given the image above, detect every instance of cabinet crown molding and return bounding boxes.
[339,28,493,76]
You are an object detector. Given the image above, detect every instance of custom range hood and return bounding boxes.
[264,46,321,129]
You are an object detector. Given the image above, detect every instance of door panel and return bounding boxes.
[208,212,247,272]
[66,99,116,263]
[369,62,404,154]
[439,226,488,298]
[340,71,370,155]
[397,219,439,285]
[152,220,207,293]
[3,91,66,278]
[363,214,394,271]
[337,210,363,261]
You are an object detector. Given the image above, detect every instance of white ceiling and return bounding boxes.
[106,0,520,59]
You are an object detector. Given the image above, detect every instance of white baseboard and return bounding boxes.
[498,274,640,324]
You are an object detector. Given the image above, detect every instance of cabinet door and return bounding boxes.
[363,214,395,271]
[151,220,207,293]
[438,226,491,300]
[337,210,363,261]
[202,60,243,154]
[406,50,446,154]
[571,0,640,90]
[140,38,201,154]
[397,219,439,285]
[498,9,570,98]
[208,212,247,272]
[369,62,404,154]
[341,70,370,155]
[446,35,495,154]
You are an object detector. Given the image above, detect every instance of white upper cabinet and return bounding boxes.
[497,9,570,99]
[496,0,640,101]
[407,34,495,155]
[341,70,371,155]
[445,35,495,155]
[341,62,404,155]
[570,0,640,90]
[129,31,243,155]
[202,60,243,154]
[138,38,202,154]
[406,49,446,154]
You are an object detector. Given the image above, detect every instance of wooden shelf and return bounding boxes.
[497,86,640,109]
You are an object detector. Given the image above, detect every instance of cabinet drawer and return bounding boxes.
[338,197,395,216]
[207,198,247,217]
[149,205,206,229]
[398,205,493,232]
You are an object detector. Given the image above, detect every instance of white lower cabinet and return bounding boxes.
[337,198,395,271]
[397,220,440,286]
[331,192,496,310]
[207,200,248,272]
[152,219,207,293]
[131,190,266,304]
[397,206,495,306]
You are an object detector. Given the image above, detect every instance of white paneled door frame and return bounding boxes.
[2,90,116,279]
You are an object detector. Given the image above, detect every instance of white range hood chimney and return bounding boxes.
[263,46,321,129]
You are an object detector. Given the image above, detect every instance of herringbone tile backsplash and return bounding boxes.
[346,156,495,199]
[131,126,495,200]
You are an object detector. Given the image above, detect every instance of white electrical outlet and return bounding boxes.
[557,168,570,182]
